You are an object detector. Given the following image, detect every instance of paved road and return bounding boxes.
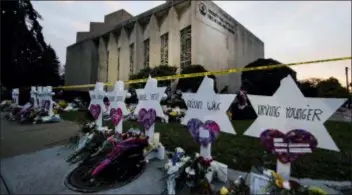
[0,112,80,159]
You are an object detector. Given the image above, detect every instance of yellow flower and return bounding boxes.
[219,187,229,195]
[170,112,177,116]
[271,171,283,182]
[275,179,283,188]
[227,111,232,118]
[271,171,284,188]
[58,100,67,107]
[309,187,327,195]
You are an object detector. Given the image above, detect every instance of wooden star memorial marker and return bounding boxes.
[134,76,167,144]
[243,75,347,180]
[89,82,106,131]
[182,76,236,159]
[106,81,130,133]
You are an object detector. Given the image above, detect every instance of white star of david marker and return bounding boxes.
[134,76,167,119]
[106,81,129,115]
[243,75,347,151]
[106,81,130,132]
[182,76,237,135]
[89,82,106,130]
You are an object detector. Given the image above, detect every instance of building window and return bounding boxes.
[160,33,169,65]
[129,43,134,75]
[117,48,120,77]
[144,39,150,68]
[180,26,191,69]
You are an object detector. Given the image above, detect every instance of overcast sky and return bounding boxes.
[32,1,351,85]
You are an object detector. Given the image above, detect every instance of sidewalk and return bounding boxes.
[0,114,79,158]
[0,146,165,194]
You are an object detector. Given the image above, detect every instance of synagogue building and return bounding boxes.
[65,0,265,92]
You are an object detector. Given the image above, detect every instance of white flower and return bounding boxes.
[167,165,179,175]
[283,181,291,190]
[175,147,184,153]
[88,133,94,139]
[164,160,173,170]
[181,156,189,162]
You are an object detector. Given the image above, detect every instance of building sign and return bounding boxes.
[198,2,235,34]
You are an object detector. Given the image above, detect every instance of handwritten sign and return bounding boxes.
[257,104,323,122]
[106,81,130,133]
[89,82,106,131]
[134,76,166,144]
[243,75,346,179]
[182,77,236,135]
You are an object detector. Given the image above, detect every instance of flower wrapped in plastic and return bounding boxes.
[263,171,327,195]
[161,147,191,195]
[163,153,214,194]
[66,125,114,165]
[217,176,250,195]
[66,130,107,165]
[0,100,13,112]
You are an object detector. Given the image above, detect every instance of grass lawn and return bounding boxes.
[61,111,352,181]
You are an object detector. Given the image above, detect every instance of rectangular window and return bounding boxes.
[117,48,120,78]
[144,39,150,68]
[129,44,134,75]
[160,33,169,65]
[180,26,191,69]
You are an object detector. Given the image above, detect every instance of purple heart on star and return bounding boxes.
[187,118,220,147]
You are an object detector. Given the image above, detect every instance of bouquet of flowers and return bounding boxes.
[62,97,87,112]
[263,171,327,195]
[218,176,250,195]
[66,126,146,165]
[66,117,109,164]
[93,128,145,158]
[126,105,137,120]
[0,100,13,112]
[66,129,108,165]
[167,153,214,195]
[165,107,185,123]
[161,147,191,194]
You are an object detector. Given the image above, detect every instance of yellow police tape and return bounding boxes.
[54,56,352,90]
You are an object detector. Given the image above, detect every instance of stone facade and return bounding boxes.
[65,0,264,92]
